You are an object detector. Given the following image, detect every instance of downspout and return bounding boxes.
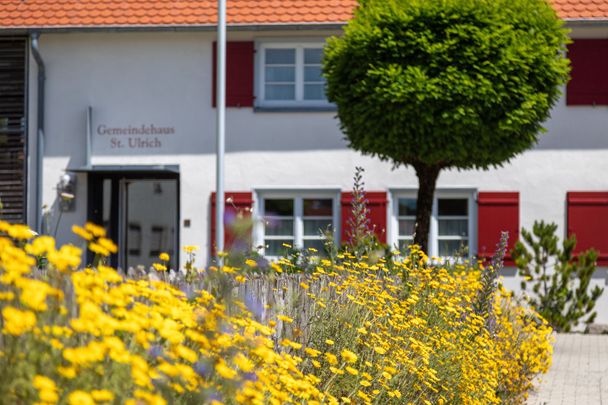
[30,33,45,234]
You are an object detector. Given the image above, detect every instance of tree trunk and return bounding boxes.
[413,163,442,255]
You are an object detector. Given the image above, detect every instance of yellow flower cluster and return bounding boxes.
[268,247,553,404]
[0,222,333,404]
[0,221,552,404]
[72,223,117,258]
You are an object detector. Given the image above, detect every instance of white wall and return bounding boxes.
[30,27,608,323]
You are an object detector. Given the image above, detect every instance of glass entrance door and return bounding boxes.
[121,179,177,271]
[88,172,179,271]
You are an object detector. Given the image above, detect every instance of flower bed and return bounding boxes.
[0,222,552,404]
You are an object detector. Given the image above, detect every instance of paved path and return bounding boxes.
[528,333,608,405]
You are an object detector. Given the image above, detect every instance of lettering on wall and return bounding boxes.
[96,124,176,149]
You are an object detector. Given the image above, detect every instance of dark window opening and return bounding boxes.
[0,37,27,224]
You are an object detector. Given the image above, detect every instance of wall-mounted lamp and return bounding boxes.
[57,172,76,212]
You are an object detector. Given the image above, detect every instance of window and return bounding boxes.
[436,199,469,257]
[396,198,417,250]
[0,38,27,224]
[566,39,608,106]
[255,192,339,257]
[391,191,475,258]
[257,42,331,108]
[567,192,608,266]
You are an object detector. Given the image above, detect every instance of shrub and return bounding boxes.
[268,247,553,404]
[512,220,603,332]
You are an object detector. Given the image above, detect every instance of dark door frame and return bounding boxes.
[87,170,180,270]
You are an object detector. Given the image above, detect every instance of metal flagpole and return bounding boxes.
[215,0,226,263]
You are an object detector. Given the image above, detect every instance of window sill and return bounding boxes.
[253,105,337,113]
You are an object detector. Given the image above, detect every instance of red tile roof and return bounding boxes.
[553,0,608,19]
[0,0,607,29]
[0,0,356,28]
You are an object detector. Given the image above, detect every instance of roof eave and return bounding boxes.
[564,18,608,27]
[4,17,608,34]
[0,22,347,34]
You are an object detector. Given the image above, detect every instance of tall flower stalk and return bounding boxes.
[474,231,509,333]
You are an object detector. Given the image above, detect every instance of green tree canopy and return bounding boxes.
[324,0,570,253]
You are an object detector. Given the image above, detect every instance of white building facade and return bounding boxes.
[1,2,607,321]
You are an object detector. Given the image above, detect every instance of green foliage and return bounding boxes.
[324,0,570,170]
[512,220,604,332]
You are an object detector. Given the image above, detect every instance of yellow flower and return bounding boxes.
[26,236,56,256]
[33,375,58,403]
[277,315,293,323]
[72,225,93,241]
[341,349,358,364]
[97,237,118,254]
[175,345,198,363]
[8,224,35,240]
[215,359,237,380]
[16,278,57,312]
[2,306,36,335]
[233,352,255,372]
[159,252,170,262]
[373,346,386,355]
[152,263,167,272]
[57,366,77,379]
[68,390,95,405]
[325,339,335,345]
[325,352,338,365]
[330,366,344,375]
[85,222,106,237]
[345,366,359,375]
[183,245,200,253]
[91,390,114,402]
[360,379,372,387]
[47,244,81,272]
[0,220,10,233]
[50,339,63,350]
[245,259,257,267]
[89,242,110,256]
[305,348,321,358]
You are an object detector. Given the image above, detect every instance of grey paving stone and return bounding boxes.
[528,334,608,405]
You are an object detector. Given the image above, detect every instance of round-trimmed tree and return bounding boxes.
[324,0,570,254]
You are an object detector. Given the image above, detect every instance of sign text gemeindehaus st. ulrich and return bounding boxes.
[97,124,175,149]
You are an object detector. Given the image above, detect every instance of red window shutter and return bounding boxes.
[567,39,608,106]
[212,41,255,107]
[567,192,608,266]
[210,191,254,256]
[477,192,519,266]
[341,192,388,244]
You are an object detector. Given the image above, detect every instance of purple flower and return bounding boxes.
[148,345,163,358]
[245,293,263,318]
[243,372,258,382]
[194,361,211,378]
